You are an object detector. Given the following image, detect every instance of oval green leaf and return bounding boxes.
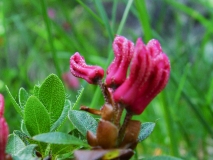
[138,122,155,142]
[68,110,98,136]
[33,132,88,147]
[12,144,40,160]
[24,96,50,136]
[39,74,65,125]
[51,99,71,131]
[19,87,29,110]
[5,86,23,117]
[6,134,26,155]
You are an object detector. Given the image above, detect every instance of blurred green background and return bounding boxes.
[0,0,213,159]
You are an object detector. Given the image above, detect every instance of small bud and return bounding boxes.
[113,38,170,114]
[87,131,98,147]
[96,120,118,149]
[62,72,79,89]
[106,35,134,88]
[70,52,104,84]
[0,94,4,117]
[0,117,9,160]
[47,8,56,19]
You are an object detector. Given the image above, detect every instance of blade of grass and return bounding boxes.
[111,0,119,31]
[159,91,179,157]
[94,0,114,41]
[76,0,104,26]
[90,0,134,109]
[135,0,152,43]
[177,120,197,156]
[116,0,134,35]
[171,74,213,137]
[173,63,190,107]
[206,78,213,107]
[165,0,213,33]
[2,0,8,67]
[39,0,61,76]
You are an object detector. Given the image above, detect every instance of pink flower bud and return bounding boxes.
[70,52,104,84]
[0,94,9,160]
[62,72,79,89]
[105,35,134,88]
[113,38,170,114]
[0,94,4,117]
[0,117,9,160]
[48,8,56,19]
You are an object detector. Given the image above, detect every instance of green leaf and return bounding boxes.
[18,87,29,110]
[39,74,65,125]
[13,130,30,145]
[138,122,155,142]
[56,152,74,160]
[68,110,97,136]
[69,129,86,141]
[24,96,50,136]
[33,132,88,146]
[12,144,40,160]
[6,134,26,155]
[142,156,183,160]
[51,99,71,131]
[21,120,30,136]
[5,86,23,117]
[50,144,79,157]
[33,85,40,97]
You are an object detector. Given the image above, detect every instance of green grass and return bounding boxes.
[1,0,213,159]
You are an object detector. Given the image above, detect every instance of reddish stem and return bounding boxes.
[117,111,133,146]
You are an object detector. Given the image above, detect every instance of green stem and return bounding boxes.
[39,0,61,76]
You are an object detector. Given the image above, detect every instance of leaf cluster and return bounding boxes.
[5,74,157,160]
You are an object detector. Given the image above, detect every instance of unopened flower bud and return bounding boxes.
[62,72,79,89]
[96,119,118,149]
[0,94,4,117]
[87,131,98,147]
[113,38,170,114]
[70,52,104,84]
[106,35,134,88]
[0,94,9,159]
[0,118,9,160]
[130,40,170,114]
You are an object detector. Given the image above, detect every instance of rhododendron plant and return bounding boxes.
[69,35,170,159]
[3,35,171,160]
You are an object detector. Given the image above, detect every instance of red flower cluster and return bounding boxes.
[0,94,9,160]
[70,35,170,115]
